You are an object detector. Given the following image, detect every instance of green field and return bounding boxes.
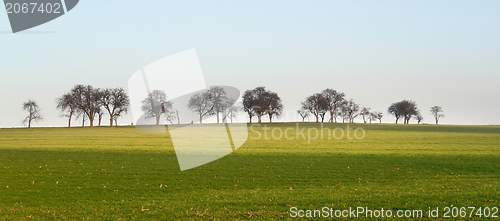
[0,124,499,220]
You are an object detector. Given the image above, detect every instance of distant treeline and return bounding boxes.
[21,85,444,128]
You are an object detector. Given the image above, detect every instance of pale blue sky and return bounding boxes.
[1,1,499,127]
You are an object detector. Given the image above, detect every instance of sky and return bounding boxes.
[1,0,499,127]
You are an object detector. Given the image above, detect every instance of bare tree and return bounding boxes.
[339,100,349,123]
[56,93,78,128]
[188,90,213,124]
[70,85,101,127]
[430,106,444,125]
[113,106,128,126]
[360,107,371,123]
[175,110,180,124]
[210,86,230,123]
[22,100,43,128]
[344,99,360,123]
[141,90,171,126]
[163,108,179,125]
[297,108,310,123]
[322,89,345,123]
[74,107,87,127]
[97,108,104,127]
[267,92,283,123]
[98,88,130,127]
[224,105,240,123]
[370,111,383,124]
[301,93,328,123]
[415,113,424,124]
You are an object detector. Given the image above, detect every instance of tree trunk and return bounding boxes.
[216,112,220,123]
[200,115,203,124]
[28,119,31,128]
[269,114,273,123]
[156,116,160,126]
[68,114,72,128]
[258,115,262,123]
[109,114,114,127]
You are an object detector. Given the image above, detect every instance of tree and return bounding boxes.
[360,107,371,123]
[97,108,104,127]
[344,99,360,123]
[209,86,231,124]
[388,102,402,124]
[415,113,424,124]
[251,87,271,123]
[242,90,256,123]
[164,109,177,125]
[370,111,383,124]
[301,93,328,123]
[98,88,130,127]
[297,108,310,122]
[175,110,180,125]
[322,89,345,123]
[187,90,213,124]
[70,85,101,127]
[242,87,282,123]
[430,106,444,125]
[141,90,171,126]
[224,105,240,123]
[22,100,43,128]
[399,100,418,124]
[110,105,128,126]
[80,113,86,127]
[56,93,78,128]
[339,100,349,123]
[388,100,418,124]
[267,92,283,123]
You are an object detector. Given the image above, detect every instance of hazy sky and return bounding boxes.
[1,1,499,127]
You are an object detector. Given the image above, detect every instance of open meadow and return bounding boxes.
[0,123,499,220]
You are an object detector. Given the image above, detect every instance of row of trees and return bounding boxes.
[387,101,445,124]
[239,87,443,125]
[21,85,446,128]
[295,89,383,124]
[141,86,240,125]
[140,86,285,125]
[56,85,130,127]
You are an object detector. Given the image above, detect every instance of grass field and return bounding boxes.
[0,123,499,220]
